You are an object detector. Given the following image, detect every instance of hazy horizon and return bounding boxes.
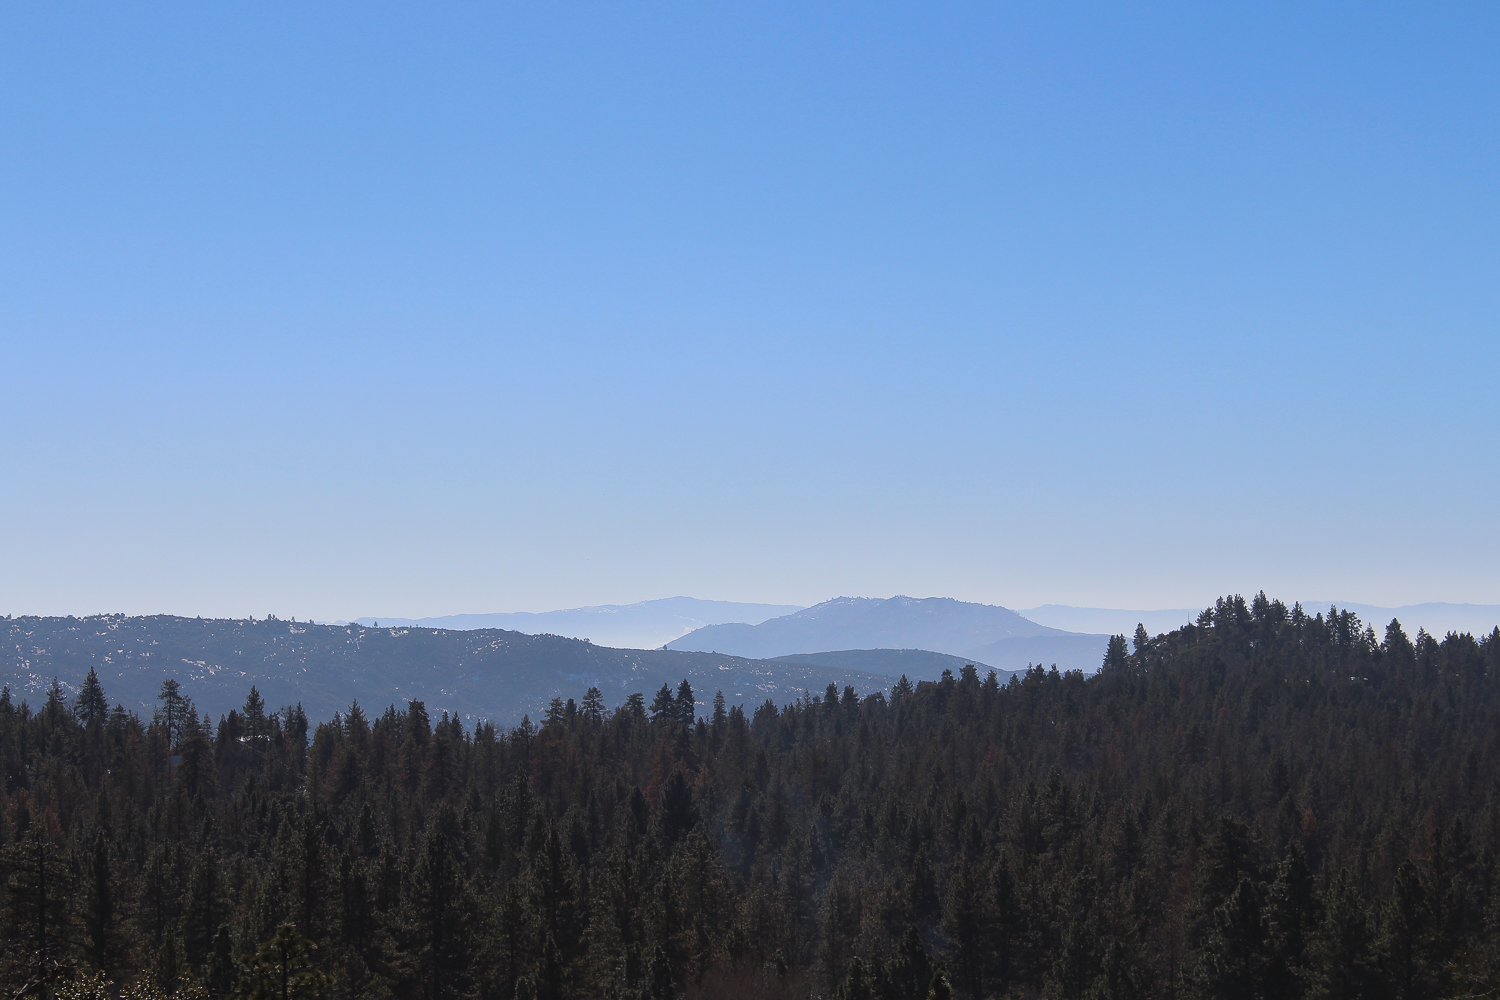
[8,593,1500,639]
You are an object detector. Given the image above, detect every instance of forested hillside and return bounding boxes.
[0,615,898,726]
[3,595,1499,999]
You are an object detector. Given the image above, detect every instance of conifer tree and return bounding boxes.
[206,925,239,997]
[152,932,184,995]
[1309,870,1375,1000]
[1197,876,1267,1000]
[3,829,81,996]
[940,858,990,1000]
[1263,842,1318,997]
[81,832,132,980]
[581,687,606,727]
[243,687,269,738]
[184,848,230,969]
[886,925,930,1000]
[75,669,109,729]
[834,956,873,1000]
[649,685,676,726]
[1379,860,1435,1000]
[1089,937,1146,1000]
[1102,635,1130,673]
[641,944,676,1000]
[399,827,476,999]
[235,924,330,1000]
[157,680,190,751]
[295,812,327,944]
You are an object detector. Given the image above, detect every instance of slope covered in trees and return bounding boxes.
[2,594,1499,999]
[0,615,899,726]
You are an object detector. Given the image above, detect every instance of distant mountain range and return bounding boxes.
[348,597,803,650]
[668,596,1112,674]
[1020,601,1500,640]
[14,598,1480,727]
[0,615,916,726]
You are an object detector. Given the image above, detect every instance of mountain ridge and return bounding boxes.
[348,596,803,650]
[667,596,1105,672]
[1,614,894,727]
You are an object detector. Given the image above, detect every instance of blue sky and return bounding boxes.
[3,3,1497,620]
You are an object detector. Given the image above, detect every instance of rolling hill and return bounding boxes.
[0,614,898,726]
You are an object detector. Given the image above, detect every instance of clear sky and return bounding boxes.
[3,3,1497,621]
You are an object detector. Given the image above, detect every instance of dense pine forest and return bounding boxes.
[3,594,1499,999]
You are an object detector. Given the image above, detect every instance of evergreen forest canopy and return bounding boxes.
[2,594,1500,1000]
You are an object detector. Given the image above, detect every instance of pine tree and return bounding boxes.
[1309,870,1375,1000]
[650,685,677,726]
[581,687,606,727]
[834,956,874,1000]
[337,853,371,959]
[206,925,239,997]
[1,828,82,997]
[657,771,697,847]
[399,827,476,999]
[1102,636,1130,673]
[1197,876,1266,1000]
[295,812,328,943]
[235,924,331,1000]
[1132,624,1150,657]
[1379,860,1435,1000]
[1383,619,1416,672]
[184,847,229,969]
[525,934,565,1000]
[1197,817,1258,922]
[892,675,914,702]
[157,679,190,751]
[641,944,676,1000]
[141,844,182,956]
[151,932,184,995]
[81,832,132,980]
[75,669,109,729]
[1263,842,1318,998]
[243,687,269,738]
[940,858,990,1000]
[1089,937,1146,1000]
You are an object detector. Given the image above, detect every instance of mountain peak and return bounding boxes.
[668,595,1081,661]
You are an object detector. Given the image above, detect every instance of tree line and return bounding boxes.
[2,594,1499,999]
